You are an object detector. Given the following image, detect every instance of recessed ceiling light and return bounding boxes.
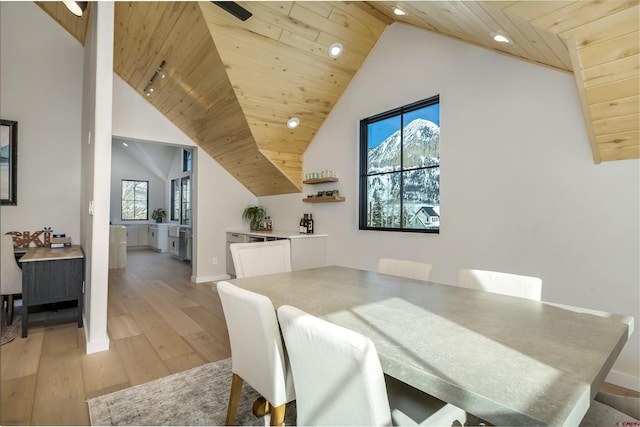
[491,31,512,44]
[122,142,128,147]
[328,42,343,58]
[287,117,300,129]
[393,6,407,16]
[63,1,87,17]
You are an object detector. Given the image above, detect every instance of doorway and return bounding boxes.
[110,137,195,272]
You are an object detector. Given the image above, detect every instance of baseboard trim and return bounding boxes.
[86,336,110,354]
[82,313,111,354]
[606,369,640,393]
[191,273,231,283]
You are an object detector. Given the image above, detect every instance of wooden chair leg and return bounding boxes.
[252,396,269,417]
[7,294,13,326]
[225,373,243,426]
[269,403,286,426]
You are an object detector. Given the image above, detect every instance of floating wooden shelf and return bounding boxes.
[303,177,339,184]
[303,196,346,203]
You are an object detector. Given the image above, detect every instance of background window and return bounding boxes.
[182,149,192,172]
[359,95,440,233]
[171,178,180,221]
[181,176,191,225]
[121,180,148,220]
[171,176,191,225]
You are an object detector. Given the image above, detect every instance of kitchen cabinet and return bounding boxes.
[109,226,127,269]
[125,224,149,247]
[138,225,149,246]
[168,237,179,257]
[149,224,168,253]
[165,225,191,262]
[126,226,138,248]
[226,230,327,276]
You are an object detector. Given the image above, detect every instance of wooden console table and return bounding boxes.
[20,245,84,337]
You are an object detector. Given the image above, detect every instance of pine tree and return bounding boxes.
[372,190,383,227]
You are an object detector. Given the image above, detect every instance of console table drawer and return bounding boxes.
[22,258,83,304]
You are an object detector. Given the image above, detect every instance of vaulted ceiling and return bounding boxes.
[38,1,639,196]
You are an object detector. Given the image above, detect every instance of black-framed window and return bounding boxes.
[171,176,191,225]
[171,178,180,221]
[181,176,191,225]
[182,149,192,172]
[121,180,148,220]
[359,95,440,233]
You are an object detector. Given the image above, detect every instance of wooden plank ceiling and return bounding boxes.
[38,1,639,196]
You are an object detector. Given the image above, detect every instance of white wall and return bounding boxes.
[0,2,82,240]
[260,23,640,389]
[112,75,256,282]
[110,143,169,224]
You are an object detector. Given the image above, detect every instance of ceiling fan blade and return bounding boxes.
[212,2,252,21]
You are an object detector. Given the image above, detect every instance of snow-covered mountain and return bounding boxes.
[366,118,440,229]
[368,118,439,172]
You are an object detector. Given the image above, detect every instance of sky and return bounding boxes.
[368,103,440,149]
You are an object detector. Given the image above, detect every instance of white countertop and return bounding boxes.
[227,230,327,239]
[112,222,190,228]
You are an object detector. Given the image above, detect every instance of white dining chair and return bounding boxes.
[378,258,433,282]
[592,390,639,420]
[1,234,22,325]
[457,268,542,301]
[579,398,640,426]
[216,281,295,426]
[277,304,467,426]
[230,240,291,278]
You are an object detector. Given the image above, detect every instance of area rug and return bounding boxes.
[87,358,297,426]
[0,312,21,346]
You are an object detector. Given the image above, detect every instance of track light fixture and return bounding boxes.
[63,1,88,17]
[212,1,252,21]
[143,60,166,97]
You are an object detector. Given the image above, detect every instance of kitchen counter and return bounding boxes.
[109,225,127,269]
[227,229,327,239]
[226,230,328,276]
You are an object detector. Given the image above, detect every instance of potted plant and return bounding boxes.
[242,205,266,230]
[152,208,167,223]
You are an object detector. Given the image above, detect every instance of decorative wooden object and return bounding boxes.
[6,228,52,248]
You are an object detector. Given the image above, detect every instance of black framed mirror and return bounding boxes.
[1,119,18,205]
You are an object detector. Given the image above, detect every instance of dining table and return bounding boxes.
[228,265,633,427]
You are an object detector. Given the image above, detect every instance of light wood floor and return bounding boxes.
[1,250,638,426]
[1,249,231,426]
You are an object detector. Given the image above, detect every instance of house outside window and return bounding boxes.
[359,95,440,233]
[121,180,148,220]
